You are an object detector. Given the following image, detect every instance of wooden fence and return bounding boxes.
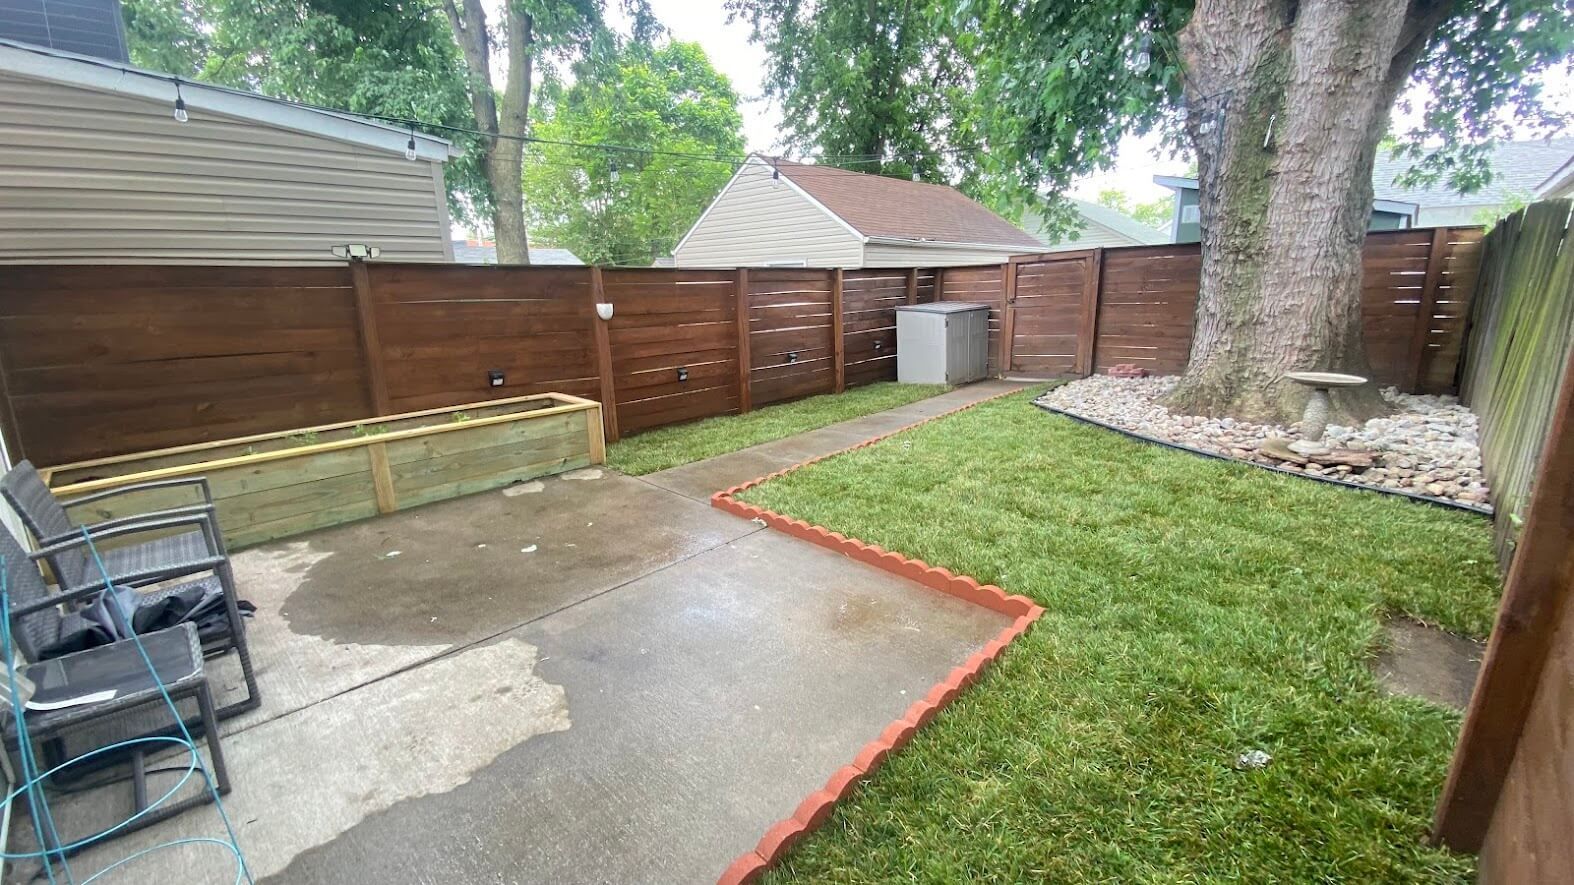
[0,263,940,465]
[931,226,1484,392]
[0,227,1478,466]
[1433,199,1574,877]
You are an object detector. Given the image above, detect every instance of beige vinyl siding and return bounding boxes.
[0,71,451,264]
[861,241,1034,267]
[674,160,864,267]
[1040,219,1149,251]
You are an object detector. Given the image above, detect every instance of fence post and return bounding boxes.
[1409,227,1451,393]
[831,267,846,393]
[1075,248,1105,377]
[905,267,918,305]
[349,259,392,416]
[736,268,753,413]
[1434,348,1574,851]
[998,261,1018,377]
[587,266,620,442]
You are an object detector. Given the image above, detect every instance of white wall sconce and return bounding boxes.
[596,302,614,321]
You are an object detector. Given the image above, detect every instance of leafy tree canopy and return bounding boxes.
[1095,188,1173,231]
[736,0,1572,234]
[523,41,745,264]
[725,0,981,188]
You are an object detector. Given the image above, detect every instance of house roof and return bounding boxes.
[765,156,1044,249]
[1155,174,1417,217]
[1371,137,1574,209]
[0,38,455,162]
[1534,153,1574,199]
[451,241,583,265]
[1067,198,1168,245]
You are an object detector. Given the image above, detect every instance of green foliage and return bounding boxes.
[725,0,980,186]
[743,390,1498,882]
[350,424,389,438]
[121,0,210,76]
[523,41,745,265]
[605,382,950,475]
[1095,187,1173,231]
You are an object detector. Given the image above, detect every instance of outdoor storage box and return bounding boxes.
[895,302,991,385]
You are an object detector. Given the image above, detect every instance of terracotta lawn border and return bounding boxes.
[709,385,1044,884]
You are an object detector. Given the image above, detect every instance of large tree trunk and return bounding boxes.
[443,0,532,264]
[1167,0,1449,425]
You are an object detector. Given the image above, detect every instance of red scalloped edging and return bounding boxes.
[711,386,1043,885]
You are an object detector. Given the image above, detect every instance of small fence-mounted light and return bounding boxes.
[331,244,382,260]
[677,367,689,382]
[596,302,614,321]
[488,370,505,387]
[873,339,884,351]
[786,351,799,364]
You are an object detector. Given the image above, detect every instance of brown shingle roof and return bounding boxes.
[768,157,1044,249]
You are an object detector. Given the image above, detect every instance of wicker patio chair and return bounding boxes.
[1,460,214,595]
[1,630,232,862]
[0,511,259,720]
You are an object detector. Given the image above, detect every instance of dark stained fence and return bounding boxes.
[0,265,370,461]
[367,264,599,414]
[603,268,740,434]
[995,227,1482,390]
[747,269,837,407]
[0,229,1484,466]
[841,269,911,387]
[936,264,1007,375]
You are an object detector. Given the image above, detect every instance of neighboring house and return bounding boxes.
[1156,175,1417,244]
[450,239,584,265]
[672,154,1044,268]
[1022,198,1169,250]
[0,38,458,264]
[1534,153,1574,199]
[1374,137,1574,225]
[1155,137,1574,242]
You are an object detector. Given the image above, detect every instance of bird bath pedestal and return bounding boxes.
[1284,371,1368,456]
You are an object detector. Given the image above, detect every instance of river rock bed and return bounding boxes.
[1039,375,1491,509]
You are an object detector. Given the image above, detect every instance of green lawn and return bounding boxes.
[740,389,1499,883]
[604,382,949,475]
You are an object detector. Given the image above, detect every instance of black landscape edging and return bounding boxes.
[1034,401,1493,517]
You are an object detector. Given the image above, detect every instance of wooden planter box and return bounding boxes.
[42,393,605,549]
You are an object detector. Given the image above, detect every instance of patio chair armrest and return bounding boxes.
[29,512,227,594]
[36,504,217,546]
[61,476,214,510]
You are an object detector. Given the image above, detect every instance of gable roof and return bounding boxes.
[450,241,583,265]
[0,38,455,161]
[765,156,1043,249]
[1371,137,1574,210]
[1067,198,1168,245]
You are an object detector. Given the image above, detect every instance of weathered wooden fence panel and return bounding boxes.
[1431,200,1574,873]
[1092,244,1200,376]
[1008,252,1089,376]
[936,264,1007,375]
[841,269,909,387]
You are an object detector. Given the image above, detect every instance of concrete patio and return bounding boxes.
[9,382,1022,884]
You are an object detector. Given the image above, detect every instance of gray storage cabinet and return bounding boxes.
[895,302,991,385]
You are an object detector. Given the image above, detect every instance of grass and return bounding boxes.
[604,382,949,475]
[739,389,1500,883]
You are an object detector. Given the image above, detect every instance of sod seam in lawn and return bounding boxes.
[604,381,950,475]
[738,388,1498,883]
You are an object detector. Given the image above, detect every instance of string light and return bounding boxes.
[609,158,620,182]
[1130,35,1152,75]
[172,78,188,123]
[405,124,418,161]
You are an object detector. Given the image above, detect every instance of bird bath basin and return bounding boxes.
[1284,371,1368,456]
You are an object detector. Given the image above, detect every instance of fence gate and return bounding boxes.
[1005,251,1099,376]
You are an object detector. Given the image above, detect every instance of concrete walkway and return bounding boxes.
[17,382,1024,885]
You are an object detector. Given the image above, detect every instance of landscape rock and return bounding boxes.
[1039,375,1492,510]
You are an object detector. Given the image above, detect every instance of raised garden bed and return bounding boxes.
[43,393,605,549]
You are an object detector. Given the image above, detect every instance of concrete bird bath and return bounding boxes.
[1284,371,1368,456]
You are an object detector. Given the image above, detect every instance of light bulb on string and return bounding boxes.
[172,79,188,123]
[405,125,418,161]
[1131,35,1152,75]
[609,158,620,183]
